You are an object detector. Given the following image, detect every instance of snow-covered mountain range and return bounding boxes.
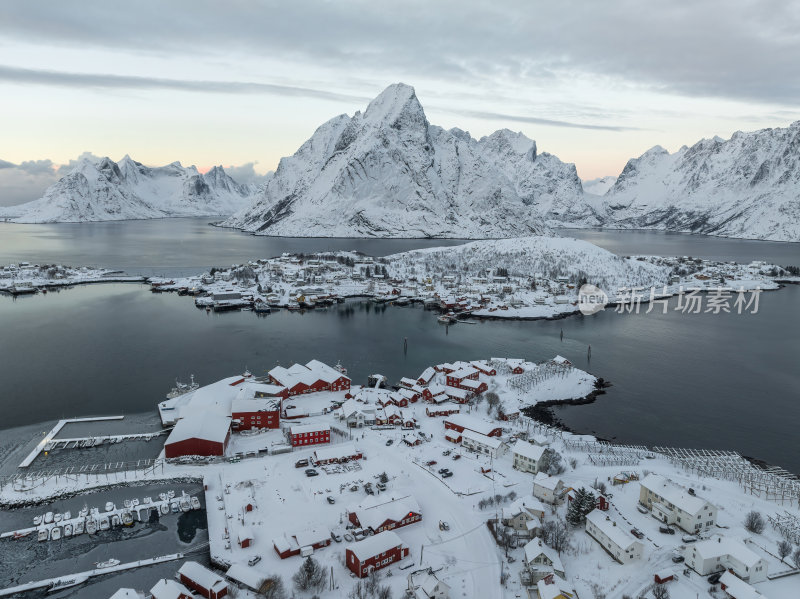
[222,83,590,238]
[593,124,800,242]
[1,156,254,223]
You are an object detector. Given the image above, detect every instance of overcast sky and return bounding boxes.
[1,0,800,206]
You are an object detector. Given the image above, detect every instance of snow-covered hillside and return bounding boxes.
[2,156,254,223]
[597,123,800,242]
[385,235,669,291]
[581,175,617,196]
[223,83,591,238]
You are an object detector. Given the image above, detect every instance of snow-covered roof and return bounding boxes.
[150,579,192,599]
[428,383,448,396]
[419,573,449,596]
[536,575,573,599]
[533,472,562,491]
[290,423,330,435]
[269,359,349,388]
[294,528,329,548]
[693,537,763,568]
[351,495,420,530]
[641,474,711,515]
[512,440,546,461]
[586,510,640,551]
[226,563,269,591]
[348,530,404,560]
[445,413,499,436]
[459,379,484,390]
[109,590,145,599]
[718,571,764,599]
[524,537,564,573]
[313,442,361,462]
[417,367,436,382]
[509,495,546,516]
[231,397,278,413]
[400,377,417,386]
[448,367,479,380]
[177,561,227,592]
[461,428,503,449]
[165,411,230,445]
[445,386,470,400]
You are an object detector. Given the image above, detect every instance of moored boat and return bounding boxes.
[63,523,73,537]
[33,515,42,526]
[179,497,190,512]
[96,558,121,569]
[74,520,85,535]
[38,528,49,542]
[160,503,170,515]
[50,526,61,540]
[121,511,134,526]
[99,517,110,531]
[110,514,121,527]
[47,575,88,593]
[104,501,114,512]
[44,512,54,524]
[86,519,97,534]
[13,530,32,539]
[190,496,201,510]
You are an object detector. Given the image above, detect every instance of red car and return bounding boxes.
[426,460,437,466]
[630,528,644,539]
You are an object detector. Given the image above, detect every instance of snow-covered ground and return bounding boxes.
[2,357,798,599]
[0,263,144,292]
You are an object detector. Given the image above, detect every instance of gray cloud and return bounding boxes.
[0,65,371,103]
[222,163,272,187]
[444,108,643,132]
[0,1,798,106]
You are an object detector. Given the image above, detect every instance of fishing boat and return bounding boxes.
[38,528,49,542]
[63,523,73,537]
[142,497,152,504]
[110,514,121,527]
[160,503,170,515]
[166,375,199,400]
[44,512,54,524]
[121,511,134,526]
[158,492,167,501]
[86,519,97,534]
[437,314,454,324]
[78,505,88,518]
[53,513,62,523]
[105,501,115,512]
[10,281,37,295]
[50,526,61,540]
[334,361,348,376]
[74,520,85,535]
[167,490,176,499]
[123,499,131,508]
[254,301,271,314]
[96,558,121,569]
[170,501,180,514]
[47,575,89,593]
[63,510,71,520]
[190,496,201,510]
[33,515,42,526]
[179,497,191,512]
[131,498,140,507]
[98,517,110,531]
[13,530,32,539]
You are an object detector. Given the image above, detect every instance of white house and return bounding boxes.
[523,537,565,578]
[512,440,547,474]
[684,537,768,583]
[536,575,575,599]
[502,495,546,538]
[585,510,643,564]
[460,429,505,458]
[340,399,376,428]
[639,474,717,533]
[408,570,451,599]
[533,472,564,504]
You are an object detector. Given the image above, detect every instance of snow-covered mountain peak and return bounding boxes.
[479,129,537,160]
[362,82,423,127]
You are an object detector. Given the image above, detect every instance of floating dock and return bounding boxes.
[0,552,184,596]
[18,416,125,468]
[43,430,169,452]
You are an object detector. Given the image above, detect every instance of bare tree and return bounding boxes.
[743,511,765,534]
[348,581,367,599]
[484,392,500,415]
[542,518,570,553]
[365,569,382,596]
[376,586,392,599]
[652,584,670,599]
[793,547,800,569]
[262,575,287,599]
[589,582,606,599]
[778,540,792,563]
[293,556,326,592]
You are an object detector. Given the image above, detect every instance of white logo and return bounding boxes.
[578,284,608,315]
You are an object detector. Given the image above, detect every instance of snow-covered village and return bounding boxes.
[2,3,800,599]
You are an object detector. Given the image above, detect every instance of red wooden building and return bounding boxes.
[164,414,231,458]
[177,561,228,599]
[346,530,409,577]
[313,442,362,465]
[267,360,351,397]
[230,398,280,431]
[348,495,422,533]
[444,414,503,438]
[445,367,479,387]
[289,423,330,447]
[150,579,193,599]
[273,529,332,559]
[417,367,436,385]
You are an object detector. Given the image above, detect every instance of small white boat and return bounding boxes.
[47,575,88,593]
[33,515,43,526]
[96,558,120,569]
[143,497,152,504]
[63,523,73,537]
[105,502,114,512]
[99,517,110,531]
[53,513,62,523]
[123,499,131,508]
[51,526,61,540]
[167,490,175,499]
[160,503,170,515]
[38,528,49,542]
[86,519,97,534]
[179,497,191,512]
[170,501,180,513]
[158,492,167,501]
[121,511,133,526]
[110,514,121,527]
[44,512,54,524]
[74,520,85,535]
[131,498,140,507]
[13,530,32,539]
[79,505,88,518]
[63,510,71,520]
[190,496,201,510]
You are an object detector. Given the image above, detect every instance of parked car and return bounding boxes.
[365,485,375,495]
[630,528,644,539]
[376,482,387,491]
[636,505,649,514]
[452,454,461,460]
[386,439,394,446]
[426,460,437,466]
[442,471,454,478]
[326,496,336,504]
[442,450,452,456]
[353,529,365,541]
[248,555,261,566]
[659,526,676,534]
[295,459,309,468]
[671,554,685,563]
[439,520,450,531]
[682,535,698,543]
[305,469,319,477]
[708,572,722,585]
[331,531,342,542]
[438,468,450,475]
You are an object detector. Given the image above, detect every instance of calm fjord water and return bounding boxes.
[0,220,798,472]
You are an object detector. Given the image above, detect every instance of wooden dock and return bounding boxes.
[0,552,184,596]
[18,416,125,468]
[43,430,169,451]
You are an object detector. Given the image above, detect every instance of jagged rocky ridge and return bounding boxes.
[222,83,593,238]
[3,156,254,223]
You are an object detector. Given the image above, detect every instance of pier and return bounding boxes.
[0,552,186,596]
[18,416,125,468]
[43,430,169,452]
